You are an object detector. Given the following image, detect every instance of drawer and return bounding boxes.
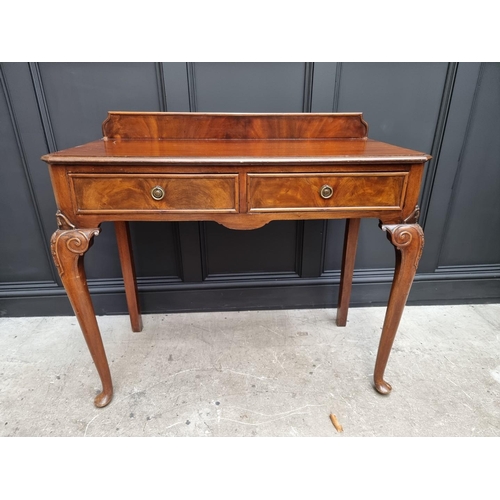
[69,173,239,213]
[247,172,408,212]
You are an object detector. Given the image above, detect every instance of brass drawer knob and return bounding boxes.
[151,186,165,201]
[320,184,333,199]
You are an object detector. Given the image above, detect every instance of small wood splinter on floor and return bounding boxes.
[329,413,343,432]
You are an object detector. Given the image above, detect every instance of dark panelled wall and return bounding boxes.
[0,62,499,317]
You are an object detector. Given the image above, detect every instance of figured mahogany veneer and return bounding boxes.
[247,172,408,212]
[70,173,239,214]
[42,112,431,408]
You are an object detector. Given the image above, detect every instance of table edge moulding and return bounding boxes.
[42,112,431,408]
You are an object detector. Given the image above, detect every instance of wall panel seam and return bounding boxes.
[302,62,314,112]
[419,62,458,229]
[434,63,485,268]
[0,63,59,283]
[155,63,168,112]
[332,62,342,112]
[186,63,198,112]
[28,63,58,153]
[199,221,209,280]
[296,221,306,276]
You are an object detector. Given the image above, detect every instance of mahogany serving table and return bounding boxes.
[42,112,430,408]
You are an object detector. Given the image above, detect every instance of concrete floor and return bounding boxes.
[0,304,499,437]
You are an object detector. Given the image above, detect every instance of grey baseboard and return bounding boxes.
[1,273,499,317]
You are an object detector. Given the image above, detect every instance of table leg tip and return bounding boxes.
[131,316,143,332]
[374,379,392,395]
[94,390,113,408]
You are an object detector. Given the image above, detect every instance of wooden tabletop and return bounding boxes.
[42,138,430,165]
[42,112,431,165]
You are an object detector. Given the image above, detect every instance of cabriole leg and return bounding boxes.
[51,212,113,408]
[374,223,424,395]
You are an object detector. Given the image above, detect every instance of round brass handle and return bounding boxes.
[151,186,165,201]
[320,184,333,199]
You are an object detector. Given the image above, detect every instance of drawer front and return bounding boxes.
[70,173,238,213]
[247,172,408,212]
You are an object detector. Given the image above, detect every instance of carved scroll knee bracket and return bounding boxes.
[51,212,113,408]
[403,204,420,225]
[373,222,424,395]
